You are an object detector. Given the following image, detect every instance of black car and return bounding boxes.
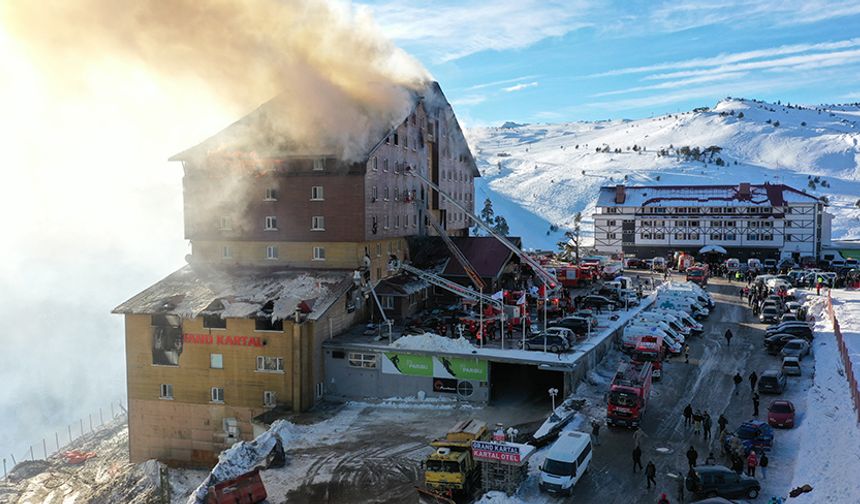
[765,334,799,355]
[521,333,570,353]
[765,324,813,340]
[758,369,787,394]
[548,316,591,335]
[581,295,617,311]
[686,465,760,500]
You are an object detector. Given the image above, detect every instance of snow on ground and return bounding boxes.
[390,333,477,352]
[468,98,860,249]
[786,291,860,503]
[829,288,860,381]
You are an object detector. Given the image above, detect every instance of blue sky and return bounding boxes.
[362,0,860,125]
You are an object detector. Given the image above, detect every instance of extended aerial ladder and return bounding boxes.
[390,259,501,310]
[407,169,558,289]
[424,215,485,292]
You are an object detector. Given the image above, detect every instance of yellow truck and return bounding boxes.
[418,419,489,503]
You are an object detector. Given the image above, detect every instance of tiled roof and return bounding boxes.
[597,183,819,208]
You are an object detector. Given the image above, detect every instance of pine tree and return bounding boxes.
[480,198,495,227]
[493,216,509,236]
[557,212,583,263]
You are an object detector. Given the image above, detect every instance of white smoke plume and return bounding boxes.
[0,0,430,459]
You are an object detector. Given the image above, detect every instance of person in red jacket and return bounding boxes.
[746,450,758,477]
[657,493,670,504]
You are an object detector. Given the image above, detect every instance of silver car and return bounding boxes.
[780,339,811,359]
[782,356,802,376]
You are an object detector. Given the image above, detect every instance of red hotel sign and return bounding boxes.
[471,441,522,464]
[183,333,264,348]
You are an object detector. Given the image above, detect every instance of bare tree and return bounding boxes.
[557,212,583,263]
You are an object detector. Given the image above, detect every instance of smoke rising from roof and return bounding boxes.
[2,0,431,161]
[0,0,430,459]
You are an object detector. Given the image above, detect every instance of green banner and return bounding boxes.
[382,353,433,376]
[435,357,488,381]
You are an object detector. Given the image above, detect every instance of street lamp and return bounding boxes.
[548,387,559,412]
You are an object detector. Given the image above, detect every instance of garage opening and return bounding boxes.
[490,362,564,407]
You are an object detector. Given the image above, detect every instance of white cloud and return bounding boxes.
[589,38,860,78]
[451,94,487,106]
[592,72,747,97]
[503,81,539,92]
[467,75,541,90]
[367,0,594,63]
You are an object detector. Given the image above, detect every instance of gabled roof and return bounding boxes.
[442,236,520,280]
[375,274,429,297]
[597,183,820,208]
[112,264,353,322]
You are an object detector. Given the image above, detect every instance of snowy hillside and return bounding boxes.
[467,98,860,250]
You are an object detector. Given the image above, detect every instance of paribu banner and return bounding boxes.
[381,353,488,381]
[382,353,433,377]
[433,356,488,381]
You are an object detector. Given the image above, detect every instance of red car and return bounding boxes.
[767,400,796,428]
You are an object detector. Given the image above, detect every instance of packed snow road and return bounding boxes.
[521,274,812,503]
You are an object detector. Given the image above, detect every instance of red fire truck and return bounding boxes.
[686,265,709,286]
[631,335,665,380]
[606,361,653,428]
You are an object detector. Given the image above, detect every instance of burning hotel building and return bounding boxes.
[113,82,478,466]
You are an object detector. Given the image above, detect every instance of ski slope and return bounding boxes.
[467,98,860,250]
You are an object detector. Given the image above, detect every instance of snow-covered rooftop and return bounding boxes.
[112,264,353,322]
[596,183,819,208]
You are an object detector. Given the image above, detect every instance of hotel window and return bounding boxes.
[383,159,389,172]
[675,233,685,240]
[311,186,324,201]
[403,133,408,149]
[210,387,224,403]
[159,384,173,400]
[210,353,224,369]
[254,317,283,332]
[725,233,736,240]
[710,233,721,241]
[264,216,278,230]
[380,296,395,309]
[608,220,616,226]
[384,187,390,200]
[313,158,324,171]
[384,215,390,229]
[641,232,652,239]
[264,188,278,201]
[372,186,378,200]
[393,132,399,145]
[413,214,418,226]
[395,215,400,228]
[785,221,792,228]
[654,232,665,240]
[761,234,773,241]
[203,315,226,329]
[313,246,326,261]
[256,356,285,372]
[219,216,232,231]
[266,245,278,260]
[311,216,325,231]
[372,158,378,171]
[222,246,232,260]
[689,233,700,240]
[376,243,382,256]
[263,391,277,407]
[786,234,794,242]
[348,352,377,369]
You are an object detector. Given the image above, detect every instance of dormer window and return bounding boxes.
[264,188,278,201]
[219,216,232,231]
[313,158,324,171]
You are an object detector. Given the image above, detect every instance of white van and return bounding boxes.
[638,311,691,337]
[650,308,703,333]
[657,293,709,317]
[623,324,682,354]
[539,431,593,496]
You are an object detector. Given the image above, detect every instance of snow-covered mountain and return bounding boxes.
[467,98,860,250]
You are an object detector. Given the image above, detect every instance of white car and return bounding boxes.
[780,339,811,359]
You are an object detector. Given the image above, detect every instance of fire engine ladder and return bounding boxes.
[394,261,501,310]
[407,169,558,289]
[424,213,486,292]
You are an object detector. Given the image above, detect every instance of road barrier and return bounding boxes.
[825,290,860,423]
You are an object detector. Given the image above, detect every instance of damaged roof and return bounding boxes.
[112,264,354,322]
[597,183,820,208]
[407,236,520,281]
[375,274,429,297]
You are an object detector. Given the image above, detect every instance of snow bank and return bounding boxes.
[830,288,860,381]
[475,490,527,503]
[347,395,473,410]
[787,293,860,503]
[390,333,477,353]
[188,419,297,503]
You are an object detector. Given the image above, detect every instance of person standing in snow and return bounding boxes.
[676,471,686,503]
[684,344,690,364]
[732,372,743,395]
[753,392,761,417]
[731,454,744,475]
[746,450,758,477]
[749,371,758,392]
[705,452,716,465]
[591,419,601,446]
[692,411,703,437]
[718,413,728,434]
[759,452,768,480]
[646,461,657,489]
[686,445,698,469]
[633,445,643,473]
[724,329,733,347]
[703,412,712,441]
[683,403,693,428]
